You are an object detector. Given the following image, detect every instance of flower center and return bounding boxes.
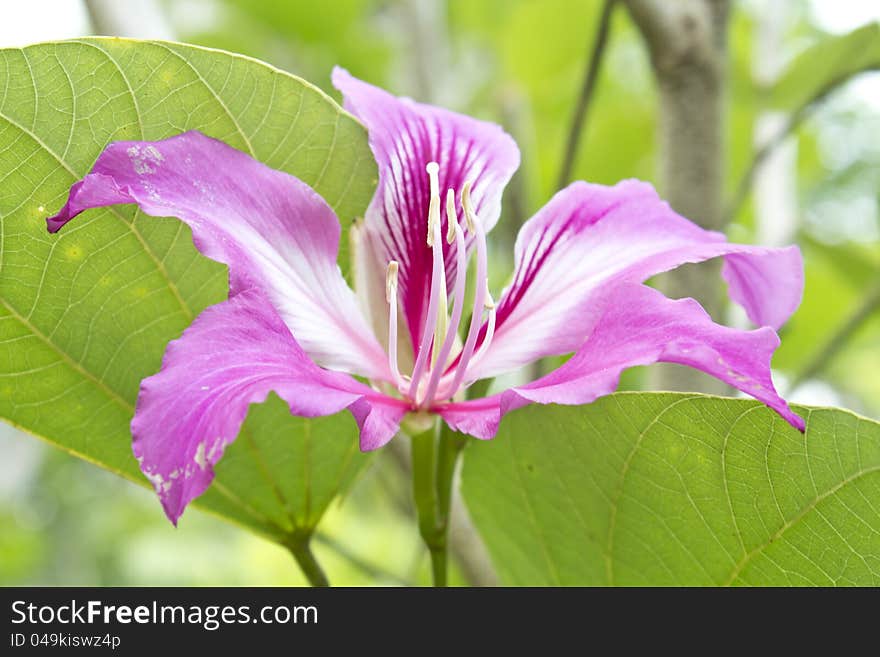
[384,162,496,408]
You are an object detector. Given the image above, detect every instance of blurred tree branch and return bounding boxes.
[726,90,847,226]
[727,21,880,225]
[725,100,816,226]
[789,281,880,394]
[749,3,798,249]
[625,0,730,394]
[557,0,617,190]
[498,88,531,236]
[314,530,411,586]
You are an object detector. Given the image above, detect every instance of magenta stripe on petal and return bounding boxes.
[467,180,804,381]
[333,68,520,350]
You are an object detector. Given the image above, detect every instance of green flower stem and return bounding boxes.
[436,427,467,529]
[410,424,442,584]
[411,425,437,532]
[285,533,330,587]
[410,421,465,587]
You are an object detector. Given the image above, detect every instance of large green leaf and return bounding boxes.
[461,393,880,585]
[199,394,367,540]
[0,39,377,540]
[768,22,880,111]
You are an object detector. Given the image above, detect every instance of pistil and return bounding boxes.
[383,167,498,408]
[420,188,468,407]
[408,163,446,401]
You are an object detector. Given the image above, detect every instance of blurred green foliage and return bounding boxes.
[2,0,879,585]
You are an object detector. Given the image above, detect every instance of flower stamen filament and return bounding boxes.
[408,162,445,402]
[461,281,496,387]
[384,167,497,408]
[421,188,468,407]
[440,181,493,400]
[385,260,402,386]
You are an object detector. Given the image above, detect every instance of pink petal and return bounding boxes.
[439,283,804,440]
[332,68,520,349]
[46,131,389,381]
[468,180,803,380]
[132,288,407,524]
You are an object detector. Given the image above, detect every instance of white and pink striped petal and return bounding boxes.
[332,68,519,350]
[465,180,803,382]
[439,283,803,439]
[131,289,407,524]
[47,131,390,381]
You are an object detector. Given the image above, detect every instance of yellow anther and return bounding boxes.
[385,261,399,303]
[484,281,495,310]
[446,188,458,244]
[461,180,477,231]
[427,196,441,247]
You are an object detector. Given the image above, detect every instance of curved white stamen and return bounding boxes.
[462,284,497,384]
[483,281,495,310]
[421,190,468,407]
[435,302,497,398]
[461,182,476,231]
[442,180,489,400]
[435,285,497,399]
[409,162,445,400]
[385,261,402,385]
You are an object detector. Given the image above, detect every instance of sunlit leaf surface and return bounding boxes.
[0,39,377,538]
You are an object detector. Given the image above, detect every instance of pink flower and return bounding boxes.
[47,69,804,523]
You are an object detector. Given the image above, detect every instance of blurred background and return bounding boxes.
[1,0,878,585]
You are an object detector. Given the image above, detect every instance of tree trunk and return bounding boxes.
[625,0,730,393]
